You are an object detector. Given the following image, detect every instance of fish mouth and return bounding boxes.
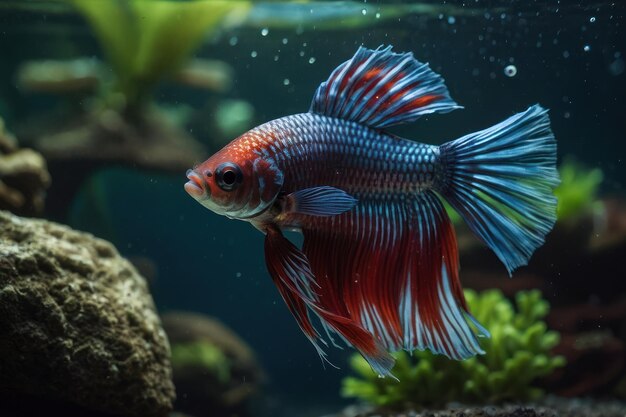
[184,169,207,198]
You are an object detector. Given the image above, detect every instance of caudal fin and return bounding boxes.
[437,105,559,274]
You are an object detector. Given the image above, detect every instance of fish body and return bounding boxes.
[185,46,559,377]
[208,113,439,225]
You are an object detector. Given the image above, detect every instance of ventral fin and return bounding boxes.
[264,224,395,377]
[310,45,461,129]
[282,186,358,216]
[264,224,328,361]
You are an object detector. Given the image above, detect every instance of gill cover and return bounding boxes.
[203,155,283,219]
[240,157,284,218]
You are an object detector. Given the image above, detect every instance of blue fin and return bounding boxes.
[283,186,357,216]
[309,45,461,128]
[437,105,559,275]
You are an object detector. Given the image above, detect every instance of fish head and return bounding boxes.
[185,144,284,219]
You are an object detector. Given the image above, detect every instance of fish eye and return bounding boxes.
[215,162,242,191]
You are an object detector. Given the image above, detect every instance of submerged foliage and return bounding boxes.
[64,0,250,105]
[342,289,565,409]
[554,158,603,221]
[170,341,230,383]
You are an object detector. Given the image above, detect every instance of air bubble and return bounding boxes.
[504,64,517,77]
[590,16,596,23]
[229,36,238,46]
[250,51,258,58]
[375,12,381,19]
[447,16,456,24]
[282,38,288,45]
[361,8,367,15]
[308,57,316,64]
[283,78,290,86]
[261,28,269,36]
[583,45,591,52]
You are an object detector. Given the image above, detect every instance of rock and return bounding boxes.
[0,211,175,417]
[161,312,264,417]
[32,106,206,174]
[0,118,50,216]
[22,106,206,219]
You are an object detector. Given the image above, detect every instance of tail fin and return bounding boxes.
[437,105,559,274]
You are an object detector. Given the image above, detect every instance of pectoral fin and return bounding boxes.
[281,186,357,216]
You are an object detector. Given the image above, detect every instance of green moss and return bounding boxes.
[170,341,230,383]
[554,158,603,221]
[341,289,565,409]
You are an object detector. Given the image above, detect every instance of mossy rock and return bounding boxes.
[0,211,175,417]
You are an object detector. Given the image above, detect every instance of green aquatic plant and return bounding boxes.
[170,340,231,383]
[342,289,565,409]
[64,0,250,107]
[554,158,603,221]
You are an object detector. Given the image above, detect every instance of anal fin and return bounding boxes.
[301,192,487,362]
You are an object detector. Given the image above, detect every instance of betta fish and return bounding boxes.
[185,46,558,377]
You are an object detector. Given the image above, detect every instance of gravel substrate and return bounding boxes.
[328,396,626,417]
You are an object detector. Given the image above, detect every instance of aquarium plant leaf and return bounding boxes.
[63,0,250,105]
[69,0,138,84]
[554,157,603,221]
[170,340,231,384]
[131,0,250,90]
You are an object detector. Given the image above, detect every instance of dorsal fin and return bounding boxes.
[309,45,461,129]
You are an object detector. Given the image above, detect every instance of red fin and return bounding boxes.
[264,224,395,376]
[301,191,487,362]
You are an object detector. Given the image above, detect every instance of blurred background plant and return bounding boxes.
[341,289,565,410]
[162,312,264,417]
[14,0,253,219]
[554,158,604,223]
[171,340,231,385]
[63,0,250,115]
